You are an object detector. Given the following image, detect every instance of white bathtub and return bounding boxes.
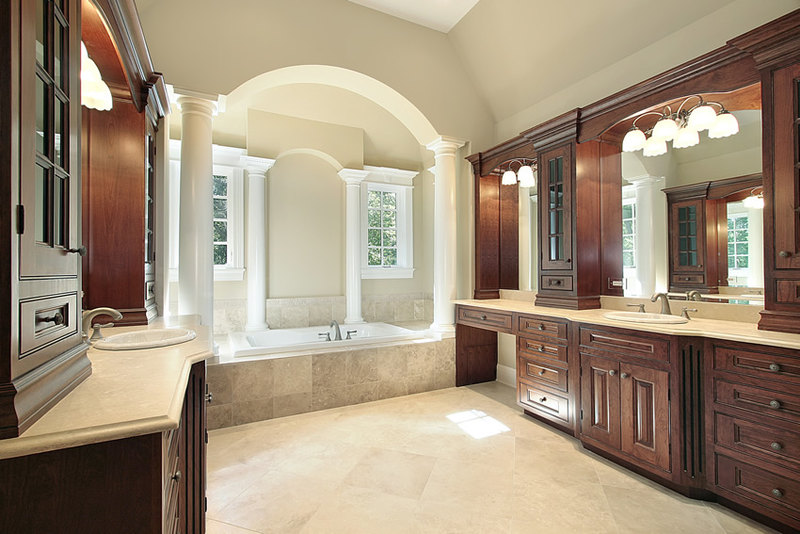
[228,322,428,358]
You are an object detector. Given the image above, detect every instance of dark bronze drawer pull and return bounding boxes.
[769,400,782,409]
[36,312,64,326]
[537,345,545,352]
[538,396,547,403]
[779,250,792,258]
[480,314,487,320]
[771,441,783,451]
[608,370,616,376]
[538,369,545,376]
[550,279,562,286]
[538,324,545,331]
[620,372,629,379]
[772,488,784,498]
[769,363,781,372]
[172,470,182,482]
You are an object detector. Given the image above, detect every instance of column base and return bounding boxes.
[344,317,365,325]
[429,323,456,336]
[245,323,269,332]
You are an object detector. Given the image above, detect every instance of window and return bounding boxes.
[727,213,749,285]
[622,199,636,268]
[213,173,230,266]
[361,169,415,279]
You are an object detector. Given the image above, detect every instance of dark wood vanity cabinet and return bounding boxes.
[0,361,207,534]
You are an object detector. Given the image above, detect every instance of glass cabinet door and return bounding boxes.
[670,199,706,272]
[20,0,80,278]
[539,144,573,270]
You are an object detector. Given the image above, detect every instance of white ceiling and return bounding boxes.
[346,0,480,33]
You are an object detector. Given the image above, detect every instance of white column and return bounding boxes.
[241,156,275,331]
[427,136,466,334]
[519,186,532,291]
[177,95,216,327]
[627,175,666,297]
[338,169,371,324]
[747,207,764,288]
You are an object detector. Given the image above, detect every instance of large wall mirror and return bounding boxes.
[610,83,763,304]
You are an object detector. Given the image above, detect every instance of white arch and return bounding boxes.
[274,148,345,172]
[226,65,439,146]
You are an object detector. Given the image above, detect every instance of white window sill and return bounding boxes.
[214,267,245,282]
[361,267,414,279]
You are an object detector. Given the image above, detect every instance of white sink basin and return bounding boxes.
[94,328,196,350]
[603,311,688,325]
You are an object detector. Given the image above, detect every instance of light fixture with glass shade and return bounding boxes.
[496,158,538,188]
[742,187,765,209]
[81,42,113,111]
[621,95,739,157]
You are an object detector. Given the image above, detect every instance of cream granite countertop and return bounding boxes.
[455,299,800,351]
[0,316,213,460]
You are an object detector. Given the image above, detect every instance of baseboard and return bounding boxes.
[496,364,516,387]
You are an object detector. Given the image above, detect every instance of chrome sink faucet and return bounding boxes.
[686,290,703,301]
[81,307,123,341]
[650,293,672,315]
[330,320,343,341]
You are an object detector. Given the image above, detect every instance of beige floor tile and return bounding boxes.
[512,480,618,533]
[702,502,780,534]
[420,458,514,518]
[299,485,419,534]
[415,499,512,533]
[343,447,437,499]
[515,437,602,487]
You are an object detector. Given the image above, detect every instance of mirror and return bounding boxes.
[617,86,763,304]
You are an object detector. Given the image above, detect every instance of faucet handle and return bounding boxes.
[318,332,332,342]
[345,329,358,340]
[681,307,698,320]
[90,322,114,341]
[626,304,646,313]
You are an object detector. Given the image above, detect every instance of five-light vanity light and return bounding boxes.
[501,159,537,187]
[622,95,739,157]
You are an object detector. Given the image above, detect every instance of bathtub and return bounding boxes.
[228,322,428,358]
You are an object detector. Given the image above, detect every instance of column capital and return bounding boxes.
[241,155,276,176]
[176,95,219,119]
[426,135,466,156]
[338,168,371,185]
[625,174,665,187]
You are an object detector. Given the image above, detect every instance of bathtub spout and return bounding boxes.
[330,320,343,341]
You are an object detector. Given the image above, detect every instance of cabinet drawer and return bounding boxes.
[715,454,800,522]
[518,335,568,363]
[518,354,568,392]
[457,307,512,332]
[19,293,79,356]
[541,275,573,291]
[515,315,567,340]
[579,326,669,363]
[714,379,800,424]
[713,344,800,385]
[517,381,570,423]
[671,274,704,285]
[715,412,800,469]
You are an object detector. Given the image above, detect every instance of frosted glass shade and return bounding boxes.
[687,104,716,131]
[742,194,764,209]
[81,42,113,111]
[708,111,739,139]
[517,165,536,188]
[642,136,667,157]
[622,128,646,152]
[652,117,679,141]
[501,170,517,185]
[673,127,700,149]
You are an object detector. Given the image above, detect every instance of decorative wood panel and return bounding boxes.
[620,361,671,472]
[580,353,620,449]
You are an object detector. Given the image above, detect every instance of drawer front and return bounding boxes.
[517,381,570,423]
[518,335,568,364]
[579,326,669,363]
[518,354,568,392]
[541,275,573,291]
[457,306,512,332]
[672,273,704,285]
[715,412,800,469]
[516,315,567,340]
[776,280,800,304]
[715,454,800,522]
[19,293,79,356]
[714,379,800,424]
[713,345,800,385]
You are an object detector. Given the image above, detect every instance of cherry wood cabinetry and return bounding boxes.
[0,361,206,534]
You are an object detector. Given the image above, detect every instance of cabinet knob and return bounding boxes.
[620,372,629,379]
[66,246,87,256]
[538,324,545,331]
[538,369,546,376]
[608,370,616,376]
[37,312,64,326]
[772,488,784,498]
[778,250,792,258]
[480,314,487,320]
[205,392,214,404]
[537,345,545,352]
[771,441,783,451]
[538,397,547,403]
[769,400,782,409]
[769,363,781,372]
[172,470,182,482]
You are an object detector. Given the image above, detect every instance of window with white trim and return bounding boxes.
[361,180,413,279]
[622,198,636,268]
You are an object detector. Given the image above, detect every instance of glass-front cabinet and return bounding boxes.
[539,144,573,271]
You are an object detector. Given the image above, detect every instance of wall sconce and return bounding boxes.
[622,95,738,157]
[499,158,537,188]
[742,187,765,209]
[81,42,113,111]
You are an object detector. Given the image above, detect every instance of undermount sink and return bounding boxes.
[603,311,689,325]
[93,328,197,351]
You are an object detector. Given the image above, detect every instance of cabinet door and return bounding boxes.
[772,63,800,270]
[670,199,705,273]
[619,362,670,472]
[539,144,573,270]
[580,353,620,449]
[19,0,81,278]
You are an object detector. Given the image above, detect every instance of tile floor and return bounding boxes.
[206,381,776,534]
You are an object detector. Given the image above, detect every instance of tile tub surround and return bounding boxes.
[206,338,455,429]
[206,382,774,534]
[213,294,434,334]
